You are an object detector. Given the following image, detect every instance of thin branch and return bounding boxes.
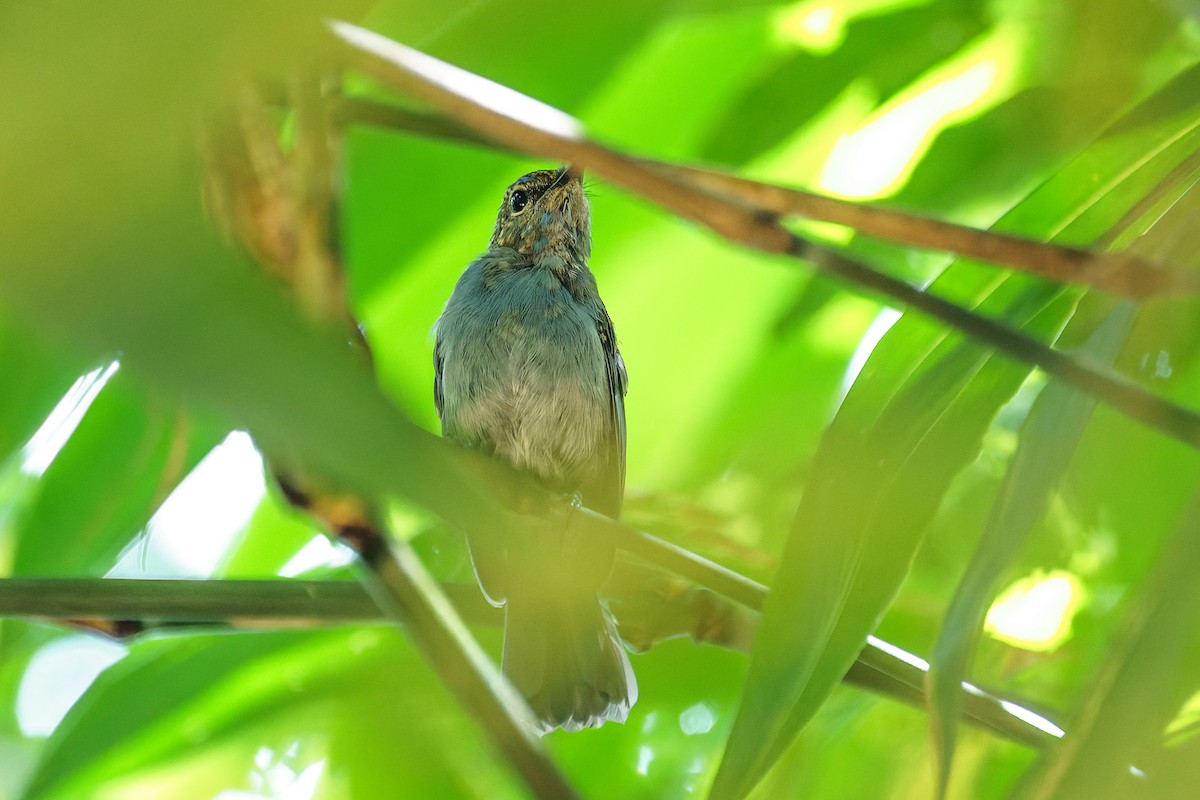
[325,23,1200,452]
[0,577,1063,751]
[336,96,487,147]
[639,159,1199,299]
[583,509,769,611]
[792,241,1200,448]
[331,97,1194,300]
[850,643,1062,751]
[343,534,580,800]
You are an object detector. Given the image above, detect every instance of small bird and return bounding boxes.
[434,166,636,732]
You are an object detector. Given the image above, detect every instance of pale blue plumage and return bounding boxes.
[434,167,635,732]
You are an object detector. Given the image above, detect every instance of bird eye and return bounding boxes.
[510,189,529,213]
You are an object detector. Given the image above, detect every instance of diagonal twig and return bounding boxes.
[331,94,1195,300]
[344,534,580,799]
[635,158,1199,299]
[325,21,1200,452]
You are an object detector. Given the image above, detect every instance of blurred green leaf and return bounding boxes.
[23,626,515,799]
[1022,492,1200,800]
[702,0,989,164]
[22,627,524,800]
[711,280,1071,800]
[0,321,88,465]
[11,372,226,577]
[711,53,1200,799]
[322,632,530,800]
[927,300,1135,797]
[24,630,324,799]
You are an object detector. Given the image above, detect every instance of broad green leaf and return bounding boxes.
[20,627,531,800]
[710,55,1200,800]
[0,321,87,465]
[322,636,530,800]
[701,0,990,165]
[710,249,1061,800]
[22,624,545,800]
[927,299,1136,797]
[11,372,226,577]
[1022,492,1200,800]
[216,490,328,578]
[23,630,335,798]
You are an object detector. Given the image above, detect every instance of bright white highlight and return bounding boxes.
[329,21,583,140]
[16,635,125,737]
[636,744,654,776]
[21,361,120,476]
[1000,699,1066,739]
[985,571,1083,652]
[279,536,355,578]
[109,432,265,577]
[775,3,844,52]
[866,635,930,670]
[819,61,999,198]
[678,702,717,736]
[798,6,835,36]
[216,742,327,800]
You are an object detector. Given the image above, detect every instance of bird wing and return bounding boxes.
[433,334,446,425]
[594,304,627,518]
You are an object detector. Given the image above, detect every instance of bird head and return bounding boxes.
[489,166,590,263]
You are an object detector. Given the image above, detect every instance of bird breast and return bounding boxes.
[438,259,610,486]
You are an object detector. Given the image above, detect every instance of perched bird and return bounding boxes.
[434,166,635,732]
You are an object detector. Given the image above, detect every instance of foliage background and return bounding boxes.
[1,0,1199,798]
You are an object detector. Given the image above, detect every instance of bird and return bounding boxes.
[433,166,636,732]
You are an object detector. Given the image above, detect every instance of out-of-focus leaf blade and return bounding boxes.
[21,625,539,800]
[11,373,226,577]
[927,300,1136,797]
[710,267,1070,800]
[710,60,1200,800]
[23,629,365,799]
[1022,491,1200,800]
[0,321,87,464]
[323,630,529,800]
[702,0,989,165]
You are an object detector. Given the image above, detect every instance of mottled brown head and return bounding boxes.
[489,166,591,263]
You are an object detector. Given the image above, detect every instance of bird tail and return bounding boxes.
[502,585,637,733]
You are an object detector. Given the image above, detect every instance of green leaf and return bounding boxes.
[710,58,1200,800]
[11,372,226,577]
[701,0,989,165]
[21,628,440,800]
[1021,492,1200,800]
[711,284,1072,797]
[927,299,1136,797]
[0,320,88,465]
